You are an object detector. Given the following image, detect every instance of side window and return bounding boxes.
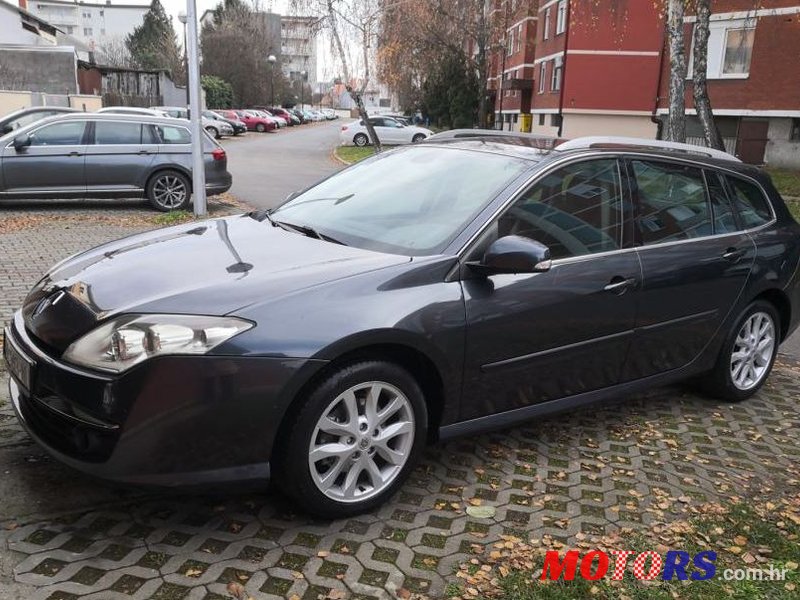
[94,121,142,145]
[497,159,625,260]
[14,111,59,130]
[632,160,711,244]
[705,171,738,234]
[29,121,86,146]
[153,125,191,144]
[725,175,772,228]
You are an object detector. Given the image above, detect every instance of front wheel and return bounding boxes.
[146,170,191,212]
[255,123,266,133]
[701,300,780,402]
[353,133,369,147]
[205,126,220,139]
[412,133,426,143]
[273,361,427,518]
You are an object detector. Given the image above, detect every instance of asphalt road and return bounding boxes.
[223,120,344,210]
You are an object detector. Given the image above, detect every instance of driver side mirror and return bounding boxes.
[1,124,13,135]
[13,134,31,151]
[467,235,551,276]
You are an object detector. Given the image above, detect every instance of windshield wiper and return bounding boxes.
[271,219,348,246]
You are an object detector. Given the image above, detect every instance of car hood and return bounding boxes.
[22,215,410,352]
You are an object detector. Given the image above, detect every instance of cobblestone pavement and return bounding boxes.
[1,203,800,599]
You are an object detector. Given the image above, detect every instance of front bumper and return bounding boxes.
[4,312,326,486]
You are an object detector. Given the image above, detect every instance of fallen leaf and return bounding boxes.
[466,505,496,519]
[185,568,203,577]
[226,581,246,599]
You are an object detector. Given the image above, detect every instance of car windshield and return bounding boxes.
[271,146,531,256]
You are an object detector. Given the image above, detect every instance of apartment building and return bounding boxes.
[281,15,318,88]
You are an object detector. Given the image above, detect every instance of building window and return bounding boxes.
[83,27,92,36]
[507,28,514,56]
[539,62,546,93]
[551,57,562,91]
[516,24,522,53]
[82,11,91,18]
[538,114,545,126]
[543,7,551,40]
[66,25,74,34]
[791,119,800,142]
[551,114,562,128]
[556,0,567,35]
[723,28,755,75]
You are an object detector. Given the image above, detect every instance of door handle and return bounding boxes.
[722,247,745,262]
[137,150,151,155]
[604,276,637,295]
[68,151,82,157]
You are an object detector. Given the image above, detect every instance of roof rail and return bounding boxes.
[555,136,741,162]
[425,129,562,149]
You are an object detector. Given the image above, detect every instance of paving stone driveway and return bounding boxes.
[1,202,799,600]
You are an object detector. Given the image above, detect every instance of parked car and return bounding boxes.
[340,116,432,146]
[306,110,325,122]
[0,113,231,211]
[252,110,285,129]
[204,110,246,135]
[212,110,248,135]
[232,110,276,132]
[320,108,338,120]
[97,107,171,118]
[150,106,233,139]
[0,106,79,135]
[267,107,297,126]
[5,134,798,519]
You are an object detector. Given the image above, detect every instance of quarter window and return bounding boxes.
[725,175,772,228]
[632,160,712,244]
[497,159,625,260]
[94,121,142,145]
[153,125,191,144]
[705,171,738,234]
[29,121,86,146]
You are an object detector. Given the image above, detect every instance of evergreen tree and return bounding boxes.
[126,0,182,74]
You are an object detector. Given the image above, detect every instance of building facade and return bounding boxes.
[281,15,318,89]
[1,0,59,46]
[25,0,147,52]
[486,0,800,167]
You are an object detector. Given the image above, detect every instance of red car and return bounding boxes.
[230,109,276,132]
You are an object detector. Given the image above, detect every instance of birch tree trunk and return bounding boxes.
[692,0,725,150]
[475,0,488,129]
[666,0,687,143]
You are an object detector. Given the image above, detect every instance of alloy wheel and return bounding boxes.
[152,175,188,210]
[730,311,776,391]
[308,381,415,503]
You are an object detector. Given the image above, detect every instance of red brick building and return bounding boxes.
[486,0,800,167]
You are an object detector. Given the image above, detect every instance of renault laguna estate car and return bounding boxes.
[4,134,799,517]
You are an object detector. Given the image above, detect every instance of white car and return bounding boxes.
[253,110,285,128]
[150,106,234,138]
[340,116,433,146]
[97,106,171,118]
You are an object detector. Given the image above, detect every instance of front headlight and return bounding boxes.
[63,314,253,373]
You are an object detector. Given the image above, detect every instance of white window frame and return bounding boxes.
[688,18,755,80]
[556,0,567,35]
[539,62,547,93]
[516,24,522,53]
[507,28,514,56]
[544,7,551,40]
[551,57,562,92]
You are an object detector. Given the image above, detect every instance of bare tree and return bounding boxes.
[96,36,134,68]
[692,0,724,150]
[666,0,687,142]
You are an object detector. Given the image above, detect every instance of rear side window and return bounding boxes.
[152,125,190,144]
[725,175,772,228]
[94,121,142,145]
[705,171,738,234]
[632,160,712,244]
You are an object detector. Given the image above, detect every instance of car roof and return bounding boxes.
[26,112,191,128]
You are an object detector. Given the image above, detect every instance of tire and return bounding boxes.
[205,126,220,139]
[700,300,780,402]
[353,133,369,147]
[146,170,191,212]
[412,133,426,143]
[256,123,266,133]
[273,360,427,518]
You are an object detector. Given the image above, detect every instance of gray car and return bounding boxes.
[0,106,79,136]
[0,113,232,211]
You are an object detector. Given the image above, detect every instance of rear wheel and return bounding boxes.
[701,300,779,402]
[205,126,220,139]
[412,133,426,143]
[273,361,426,518]
[353,133,369,147]
[256,123,266,133]
[146,170,191,212]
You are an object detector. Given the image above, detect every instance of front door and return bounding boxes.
[461,158,640,420]
[736,120,769,165]
[1,120,88,197]
[84,120,157,194]
[622,159,755,380]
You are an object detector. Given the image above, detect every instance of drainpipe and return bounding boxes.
[651,15,669,140]
[556,0,571,138]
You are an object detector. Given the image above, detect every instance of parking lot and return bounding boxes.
[2,122,800,600]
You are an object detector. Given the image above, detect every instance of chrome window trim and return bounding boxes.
[456,150,777,265]
[4,119,90,149]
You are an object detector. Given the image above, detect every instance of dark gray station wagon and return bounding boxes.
[4,134,799,517]
[0,113,232,211]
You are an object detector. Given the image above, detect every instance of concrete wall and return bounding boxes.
[0,46,77,95]
[765,118,800,170]
[0,91,33,117]
[69,94,102,112]
[561,113,658,139]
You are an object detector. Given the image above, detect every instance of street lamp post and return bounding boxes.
[299,70,306,110]
[267,54,276,106]
[184,0,206,216]
[177,11,189,107]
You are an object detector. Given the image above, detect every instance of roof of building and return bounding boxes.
[1,0,62,35]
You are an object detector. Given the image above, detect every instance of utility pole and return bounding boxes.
[185,0,206,216]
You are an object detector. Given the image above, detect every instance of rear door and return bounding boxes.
[622,158,755,380]
[1,120,87,197]
[84,120,157,194]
